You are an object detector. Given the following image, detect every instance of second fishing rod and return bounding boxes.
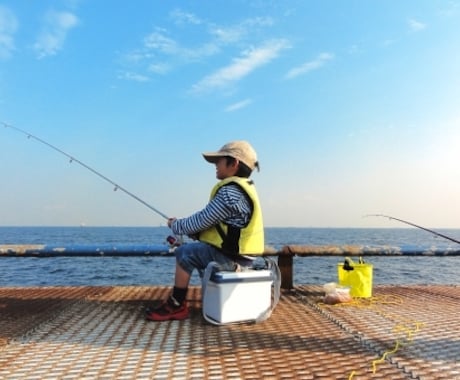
[365,214,460,245]
[3,122,170,220]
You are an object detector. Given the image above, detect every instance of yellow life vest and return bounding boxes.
[198,176,264,256]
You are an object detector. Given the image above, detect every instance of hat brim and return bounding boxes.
[202,153,224,164]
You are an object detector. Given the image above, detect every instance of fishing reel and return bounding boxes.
[166,234,184,247]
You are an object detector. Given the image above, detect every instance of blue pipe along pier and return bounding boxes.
[2,243,459,290]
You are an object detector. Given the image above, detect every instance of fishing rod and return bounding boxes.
[3,122,169,220]
[365,214,460,245]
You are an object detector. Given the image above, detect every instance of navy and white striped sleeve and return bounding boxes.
[170,184,251,235]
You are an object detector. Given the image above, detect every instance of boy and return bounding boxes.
[146,140,264,321]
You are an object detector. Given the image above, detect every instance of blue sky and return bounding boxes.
[1,0,460,228]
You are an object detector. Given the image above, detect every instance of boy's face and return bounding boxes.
[215,157,238,180]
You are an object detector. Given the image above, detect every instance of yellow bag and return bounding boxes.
[337,257,373,298]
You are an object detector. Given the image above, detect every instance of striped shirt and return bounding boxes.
[170,184,252,236]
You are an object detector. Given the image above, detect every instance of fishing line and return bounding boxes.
[3,122,169,220]
[364,214,460,245]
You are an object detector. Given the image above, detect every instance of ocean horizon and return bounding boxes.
[1,226,459,287]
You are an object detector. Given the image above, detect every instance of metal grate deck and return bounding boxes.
[0,285,459,379]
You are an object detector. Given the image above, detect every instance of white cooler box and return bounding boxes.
[203,269,273,324]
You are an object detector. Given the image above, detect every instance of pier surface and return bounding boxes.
[0,285,459,379]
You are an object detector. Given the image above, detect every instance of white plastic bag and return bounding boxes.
[322,282,352,305]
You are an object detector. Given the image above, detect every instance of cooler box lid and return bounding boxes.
[210,270,272,284]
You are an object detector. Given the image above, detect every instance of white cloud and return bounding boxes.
[285,52,334,79]
[0,5,18,60]
[408,18,427,32]
[191,39,290,93]
[243,16,274,28]
[144,29,179,55]
[225,99,252,112]
[123,28,220,81]
[148,62,171,75]
[210,17,274,44]
[170,9,202,25]
[144,28,219,62]
[118,71,150,82]
[33,10,79,59]
[123,14,277,81]
[210,25,246,44]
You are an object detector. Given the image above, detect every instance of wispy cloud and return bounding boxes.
[117,71,150,82]
[408,18,427,32]
[285,52,334,79]
[225,99,252,112]
[210,25,246,45]
[0,5,18,60]
[148,62,172,75]
[143,28,219,62]
[33,10,79,59]
[170,9,203,25]
[210,16,274,44]
[191,39,290,93]
[121,12,276,82]
[144,29,179,55]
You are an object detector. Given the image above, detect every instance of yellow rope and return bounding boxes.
[318,295,424,378]
[372,339,402,373]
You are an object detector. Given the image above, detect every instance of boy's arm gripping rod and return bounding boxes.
[3,122,169,220]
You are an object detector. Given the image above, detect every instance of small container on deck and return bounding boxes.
[337,257,373,298]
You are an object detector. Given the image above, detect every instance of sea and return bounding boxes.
[0,227,459,287]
